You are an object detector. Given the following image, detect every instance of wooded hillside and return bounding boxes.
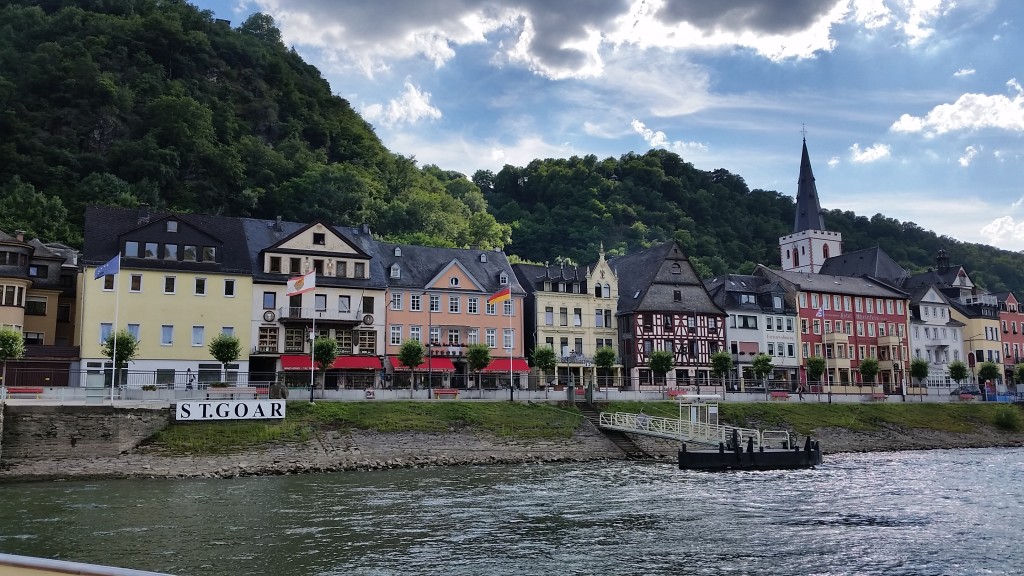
[2,0,1023,294]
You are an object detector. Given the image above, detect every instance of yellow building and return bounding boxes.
[79,207,254,387]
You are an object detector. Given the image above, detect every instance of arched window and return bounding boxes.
[594,284,603,298]
[793,252,800,267]
[604,283,611,298]
[671,263,681,274]
[823,244,830,258]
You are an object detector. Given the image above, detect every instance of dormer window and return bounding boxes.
[313,233,325,245]
[166,221,178,232]
[450,277,460,287]
[480,253,487,263]
[671,263,681,274]
[394,247,402,257]
[390,263,401,279]
[500,272,508,285]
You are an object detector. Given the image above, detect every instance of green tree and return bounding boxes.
[648,350,673,385]
[0,327,26,389]
[593,346,617,387]
[977,361,1001,386]
[101,329,140,387]
[238,13,284,46]
[751,353,773,385]
[910,357,929,386]
[710,350,733,390]
[531,345,557,388]
[397,339,425,388]
[208,332,242,383]
[466,343,491,390]
[312,337,339,391]
[1014,363,1024,386]
[859,357,880,388]
[948,360,969,386]
[806,356,826,389]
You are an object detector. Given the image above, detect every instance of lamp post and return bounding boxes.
[423,292,433,391]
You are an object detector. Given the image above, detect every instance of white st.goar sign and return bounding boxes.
[175,400,286,421]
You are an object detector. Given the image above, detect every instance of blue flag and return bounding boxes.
[94,254,120,279]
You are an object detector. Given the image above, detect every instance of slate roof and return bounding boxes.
[817,246,909,283]
[704,274,795,314]
[374,242,522,296]
[83,205,253,274]
[240,218,386,289]
[755,265,909,298]
[608,241,725,316]
[513,262,590,293]
[792,138,825,233]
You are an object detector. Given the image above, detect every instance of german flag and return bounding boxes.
[487,286,511,304]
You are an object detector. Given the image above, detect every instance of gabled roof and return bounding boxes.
[374,242,522,296]
[754,265,909,298]
[704,274,794,314]
[818,246,908,283]
[512,262,597,294]
[793,138,825,233]
[609,241,724,316]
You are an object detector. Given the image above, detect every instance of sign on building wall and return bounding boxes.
[175,400,286,421]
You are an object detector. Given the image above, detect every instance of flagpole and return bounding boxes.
[310,308,316,404]
[111,256,121,403]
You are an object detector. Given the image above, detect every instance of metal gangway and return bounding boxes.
[598,394,789,451]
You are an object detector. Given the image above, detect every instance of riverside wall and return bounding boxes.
[0,404,169,460]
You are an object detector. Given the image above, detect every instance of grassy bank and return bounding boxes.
[148,401,1023,455]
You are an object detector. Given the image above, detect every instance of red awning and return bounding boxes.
[332,356,383,370]
[281,355,382,370]
[389,357,456,372]
[280,355,313,371]
[481,358,531,373]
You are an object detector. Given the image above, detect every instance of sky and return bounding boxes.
[193,0,1024,251]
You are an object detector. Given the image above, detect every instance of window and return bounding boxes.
[130,274,142,292]
[447,328,461,345]
[104,275,114,290]
[844,296,851,312]
[315,294,327,311]
[503,328,514,349]
[449,295,460,313]
[144,242,158,258]
[25,297,46,316]
[798,293,807,308]
[313,232,326,245]
[263,292,276,310]
[811,294,819,308]
[429,326,440,344]
[595,310,604,328]
[429,295,440,313]
[194,277,207,295]
[127,323,140,339]
[28,265,47,278]
[23,332,43,345]
[390,325,402,345]
[338,295,351,313]
[486,302,496,315]
[786,318,794,331]
[164,244,178,260]
[504,300,513,316]
[100,322,113,344]
[183,245,197,262]
[362,296,375,314]
[255,327,277,352]
[855,298,863,312]
[192,326,204,346]
[486,328,496,348]
[391,292,403,310]
[354,262,365,278]
[57,304,71,322]
[357,330,376,353]
[335,260,347,278]
[410,325,422,343]
[161,325,174,345]
[573,308,582,326]
[813,319,821,334]
[224,279,235,297]
[285,328,304,352]
[334,329,352,353]
[740,294,756,304]
[673,290,682,302]
[449,276,460,287]
[269,256,281,272]
[411,294,422,312]
[166,221,178,232]
[468,328,479,344]
[468,297,479,314]
[390,264,401,279]
[164,276,176,294]
[202,247,216,262]
[560,308,568,326]
[125,241,139,257]
[221,326,234,337]
[867,323,875,337]
[766,316,774,331]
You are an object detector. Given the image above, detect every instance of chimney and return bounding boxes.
[15,230,25,241]
[275,215,283,232]
[361,223,371,234]
[137,204,150,224]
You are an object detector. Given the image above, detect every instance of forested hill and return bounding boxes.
[2,1,1024,294]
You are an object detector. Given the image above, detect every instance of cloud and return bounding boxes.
[890,78,1024,136]
[361,81,442,127]
[849,142,891,163]
[980,216,1024,247]
[953,68,975,77]
[958,145,978,167]
[827,156,841,168]
[850,0,892,29]
[631,120,708,153]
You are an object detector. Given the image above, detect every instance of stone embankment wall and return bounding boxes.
[0,405,169,460]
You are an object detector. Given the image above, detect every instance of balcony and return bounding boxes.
[877,359,901,371]
[560,351,593,365]
[822,331,848,344]
[877,334,901,347]
[23,345,80,359]
[276,307,364,323]
[428,343,467,357]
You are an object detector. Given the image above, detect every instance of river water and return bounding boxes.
[1,448,1022,576]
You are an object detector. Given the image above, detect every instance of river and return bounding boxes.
[1,448,1022,576]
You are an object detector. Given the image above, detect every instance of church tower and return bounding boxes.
[778,137,842,273]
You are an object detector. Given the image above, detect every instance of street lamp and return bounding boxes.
[423,291,433,391]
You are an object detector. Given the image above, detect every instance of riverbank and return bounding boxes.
[3,415,1023,483]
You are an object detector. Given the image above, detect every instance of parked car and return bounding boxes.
[950,385,982,396]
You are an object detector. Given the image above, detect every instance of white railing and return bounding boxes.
[597,411,776,449]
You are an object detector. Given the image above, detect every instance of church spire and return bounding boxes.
[792,138,825,233]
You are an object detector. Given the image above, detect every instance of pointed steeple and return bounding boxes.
[793,138,825,233]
